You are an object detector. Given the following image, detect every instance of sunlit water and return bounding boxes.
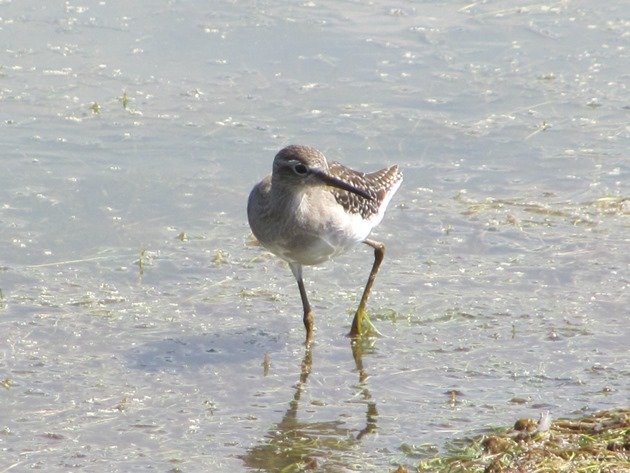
[1,1,628,471]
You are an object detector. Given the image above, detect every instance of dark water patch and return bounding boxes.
[127,329,285,372]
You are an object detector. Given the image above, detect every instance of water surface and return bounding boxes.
[1,1,628,471]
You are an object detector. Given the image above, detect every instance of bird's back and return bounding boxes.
[328,161,403,225]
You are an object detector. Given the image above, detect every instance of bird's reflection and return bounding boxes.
[351,339,378,441]
[241,338,378,471]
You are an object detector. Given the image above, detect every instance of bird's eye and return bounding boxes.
[293,164,308,175]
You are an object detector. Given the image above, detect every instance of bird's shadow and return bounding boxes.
[240,337,378,471]
[125,327,283,372]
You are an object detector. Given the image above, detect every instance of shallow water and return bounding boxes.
[1,1,628,471]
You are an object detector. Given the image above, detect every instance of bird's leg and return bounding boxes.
[290,263,314,344]
[350,239,385,337]
[297,278,314,344]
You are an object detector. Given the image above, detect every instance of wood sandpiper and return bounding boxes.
[247,145,402,343]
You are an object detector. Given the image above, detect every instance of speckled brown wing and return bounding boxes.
[328,161,402,220]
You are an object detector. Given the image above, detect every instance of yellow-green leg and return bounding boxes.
[350,239,385,337]
[290,262,314,345]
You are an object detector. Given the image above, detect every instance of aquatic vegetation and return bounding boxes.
[417,408,629,472]
[120,90,130,109]
[136,247,147,276]
[454,193,629,230]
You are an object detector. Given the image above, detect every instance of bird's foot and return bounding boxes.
[303,309,315,346]
[349,309,382,338]
[361,312,382,337]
